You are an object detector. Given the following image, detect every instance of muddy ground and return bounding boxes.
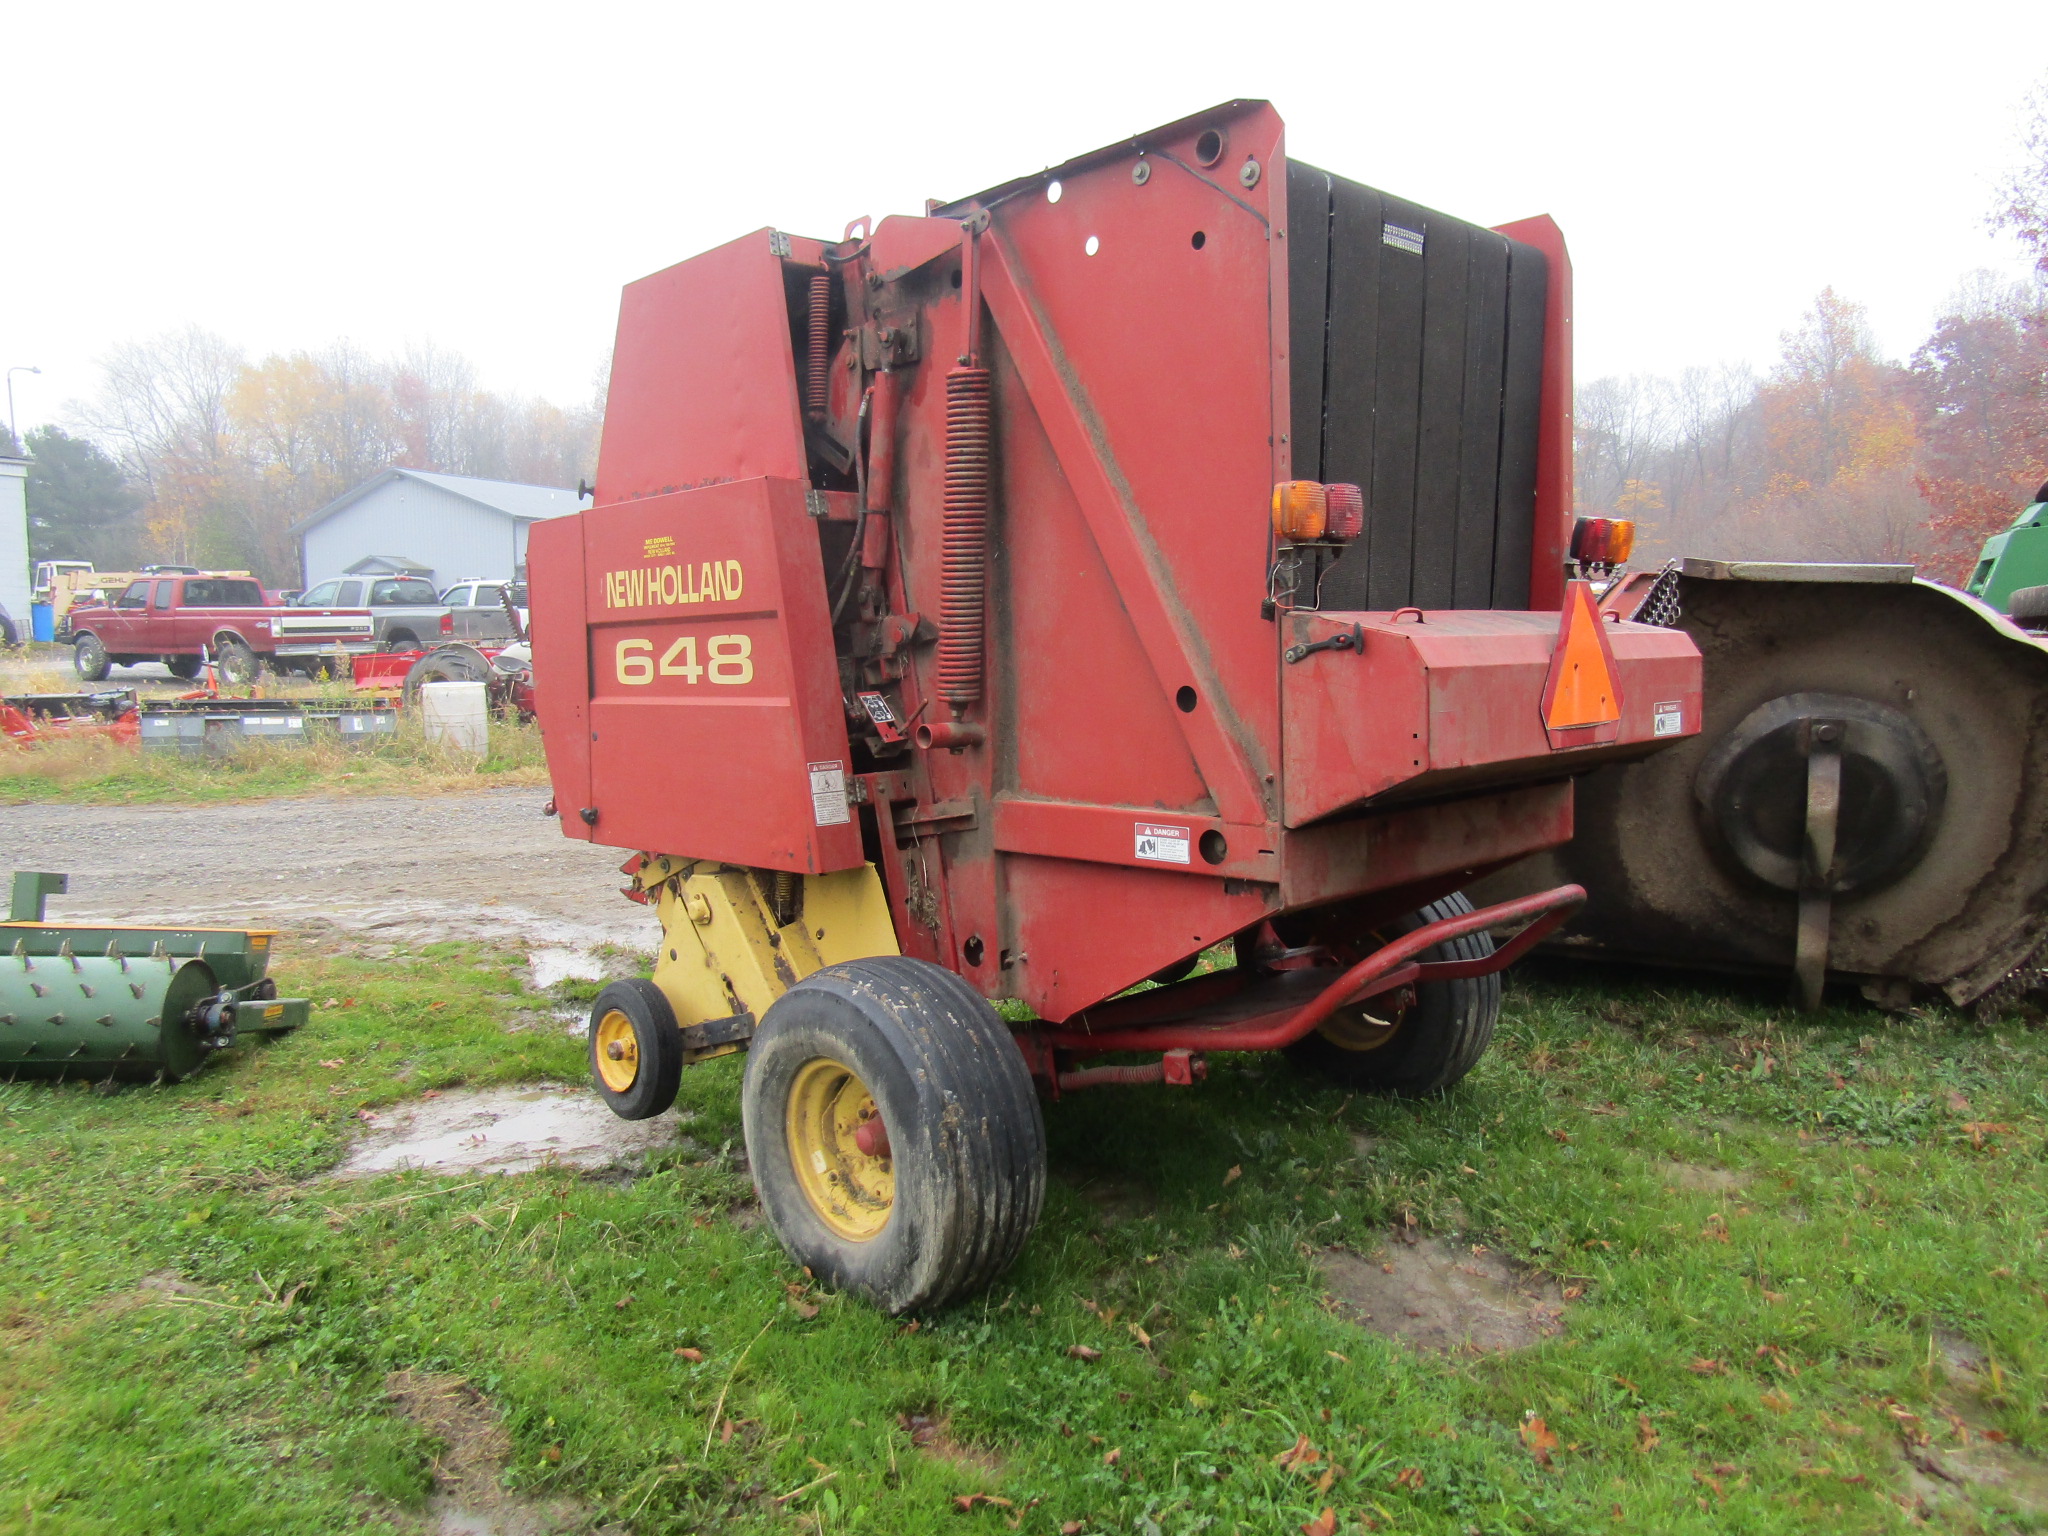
[0,788,653,957]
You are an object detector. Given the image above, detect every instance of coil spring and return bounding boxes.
[804,273,831,421]
[938,366,992,711]
[772,869,799,929]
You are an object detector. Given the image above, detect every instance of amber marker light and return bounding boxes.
[1570,516,1636,565]
[1271,481,1327,542]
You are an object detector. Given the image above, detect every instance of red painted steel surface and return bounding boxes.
[536,101,1704,1026]
[535,479,861,872]
[594,231,813,504]
[1493,215,1574,613]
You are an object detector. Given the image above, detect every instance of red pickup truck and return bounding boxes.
[67,574,377,684]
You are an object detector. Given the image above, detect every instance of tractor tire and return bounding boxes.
[587,979,683,1120]
[1285,892,1500,1096]
[213,636,259,687]
[164,655,203,680]
[2008,585,2048,623]
[73,634,111,681]
[742,956,1046,1315]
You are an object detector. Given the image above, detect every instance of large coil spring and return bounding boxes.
[938,366,992,711]
[804,272,832,421]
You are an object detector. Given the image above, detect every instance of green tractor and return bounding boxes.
[1964,480,2048,615]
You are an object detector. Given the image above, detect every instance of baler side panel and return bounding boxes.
[530,514,592,839]
[1493,215,1573,613]
[579,478,862,874]
[595,231,808,504]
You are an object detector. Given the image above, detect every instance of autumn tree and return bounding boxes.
[1908,275,2048,580]
[1993,77,2048,280]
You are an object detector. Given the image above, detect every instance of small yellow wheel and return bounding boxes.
[586,979,682,1120]
[1315,1001,1404,1054]
[785,1058,895,1241]
[595,1009,641,1092]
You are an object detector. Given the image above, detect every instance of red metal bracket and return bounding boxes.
[1037,884,1584,1057]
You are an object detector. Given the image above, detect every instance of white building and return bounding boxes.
[0,455,27,642]
[294,468,587,589]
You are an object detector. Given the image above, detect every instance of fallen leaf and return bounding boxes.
[1301,1510,1337,1536]
[1061,1524,1085,1535]
[323,998,339,1009]
[318,1059,344,1070]
[1127,1324,1153,1351]
[1960,1121,2012,1149]
[615,1294,635,1310]
[1637,1414,1660,1453]
[1760,1390,1794,1414]
[1315,1465,1336,1494]
[1223,1165,1242,1187]
[674,1347,704,1362]
[1688,1358,1727,1376]
[1273,1434,1321,1472]
[1946,1089,1971,1114]
[1520,1414,1559,1468]
[1548,1128,1571,1144]
[952,1493,1012,1512]
[544,1444,562,1463]
[1065,1344,1102,1362]
[1392,1466,1424,1490]
[788,1297,819,1320]
[1102,1447,1120,1467]
[1325,1350,1350,1365]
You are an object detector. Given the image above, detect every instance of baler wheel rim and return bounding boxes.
[785,1056,895,1242]
[593,1008,641,1092]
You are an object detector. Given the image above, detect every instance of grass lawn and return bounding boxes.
[1,947,2043,1534]
[0,712,548,805]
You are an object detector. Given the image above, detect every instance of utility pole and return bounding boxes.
[5,367,40,451]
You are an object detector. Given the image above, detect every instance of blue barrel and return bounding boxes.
[30,603,53,642]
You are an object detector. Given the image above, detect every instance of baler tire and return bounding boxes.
[742,956,1046,1315]
[1285,892,1501,1096]
[214,636,259,686]
[73,634,110,681]
[587,979,683,1120]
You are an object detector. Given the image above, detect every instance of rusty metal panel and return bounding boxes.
[573,478,862,873]
[594,231,808,504]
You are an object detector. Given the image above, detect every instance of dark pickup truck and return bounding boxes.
[68,575,376,684]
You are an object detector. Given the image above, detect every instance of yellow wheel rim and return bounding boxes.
[594,1009,641,1092]
[786,1057,895,1242]
[1318,1004,1402,1052]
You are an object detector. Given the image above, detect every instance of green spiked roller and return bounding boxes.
[1,871,308,1083]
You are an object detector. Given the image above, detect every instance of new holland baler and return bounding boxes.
[532,101,1701,1312]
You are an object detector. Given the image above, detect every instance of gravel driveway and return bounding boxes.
[0,788,656,957]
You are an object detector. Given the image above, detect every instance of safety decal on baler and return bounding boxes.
[809,762,851,827]
[1134,823,1192,865]
[1653,701,1684,737]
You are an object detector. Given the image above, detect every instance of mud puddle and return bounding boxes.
[1320,1236,1565,1354]
[338,1085,682,1177]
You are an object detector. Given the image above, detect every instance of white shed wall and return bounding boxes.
[301,479,531,588]
[0,459,28,630]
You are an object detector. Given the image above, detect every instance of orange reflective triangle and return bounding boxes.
[1543,583,1620,730]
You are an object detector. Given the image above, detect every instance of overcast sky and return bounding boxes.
[6,1,2045,437]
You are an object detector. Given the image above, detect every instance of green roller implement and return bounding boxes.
[1,871,308,1083]
[1964,480,2048,614]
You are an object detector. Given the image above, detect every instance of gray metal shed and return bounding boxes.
[294,469,588,589]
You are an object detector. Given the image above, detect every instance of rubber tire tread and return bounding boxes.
[743,956,1045,1314]
[74,635,110,681]
[165,655,203,680]
[214,636,259,686]
[2007,585,2048,622]
[587,978,683,1120]
[1285,891,1501,1096]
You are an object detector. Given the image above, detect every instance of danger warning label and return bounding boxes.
[1134,822,1191,865]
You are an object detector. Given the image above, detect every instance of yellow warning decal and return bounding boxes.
[264,1004,284,1019]
[1543,583,1620,732]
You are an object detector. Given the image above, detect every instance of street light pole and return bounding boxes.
[5,367,41,451]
